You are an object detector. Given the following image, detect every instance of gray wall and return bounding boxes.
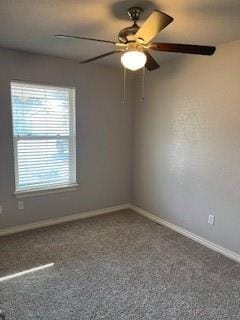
[1,40,240,256]
[132,40,240,254]
[0,48,132,229]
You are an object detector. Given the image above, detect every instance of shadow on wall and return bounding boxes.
[134,54,188,98]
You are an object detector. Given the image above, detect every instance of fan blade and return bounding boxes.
[135,10,173,45]
[80,51,121,64]
[144,51,160,71]
[55,35,115,44]
[150,43,216,55]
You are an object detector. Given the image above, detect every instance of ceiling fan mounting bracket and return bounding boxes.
[118,7,143,43]
[128,7,143,23]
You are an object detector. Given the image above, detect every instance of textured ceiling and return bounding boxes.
[0,0,239,67]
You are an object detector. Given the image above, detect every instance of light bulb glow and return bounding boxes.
[121,50,147,71]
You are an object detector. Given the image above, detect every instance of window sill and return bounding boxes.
[14,184,79,198]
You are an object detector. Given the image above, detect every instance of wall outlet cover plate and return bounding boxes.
[208,214,215,225]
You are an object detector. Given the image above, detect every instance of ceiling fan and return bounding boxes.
[55,7,216,71]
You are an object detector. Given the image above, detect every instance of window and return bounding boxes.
[11,81,77,195]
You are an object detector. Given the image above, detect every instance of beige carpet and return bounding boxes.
[0,209,240,319]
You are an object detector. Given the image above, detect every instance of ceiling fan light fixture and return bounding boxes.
[121,50,147,71]
[57,7,215,69]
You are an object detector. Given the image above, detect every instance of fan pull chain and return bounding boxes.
[141,67,145,102]
[122,67,127,104]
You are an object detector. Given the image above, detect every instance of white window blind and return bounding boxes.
[11,81,76,194]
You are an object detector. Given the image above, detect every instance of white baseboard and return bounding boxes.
[0,203,130,237]
[2,202,239,264]
[130,204,240,264]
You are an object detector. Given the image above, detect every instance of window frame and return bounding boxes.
[10,80,78,198]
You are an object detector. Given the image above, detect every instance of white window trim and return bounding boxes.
[11,80,77,197]
[14,183,79,199]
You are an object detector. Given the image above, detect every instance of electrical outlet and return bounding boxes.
[0,205,2,214]
[18,200,24,210]
[208,214,215,225]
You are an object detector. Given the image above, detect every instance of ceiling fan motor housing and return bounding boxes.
[118,25,139,43]
[118,7,143,43]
